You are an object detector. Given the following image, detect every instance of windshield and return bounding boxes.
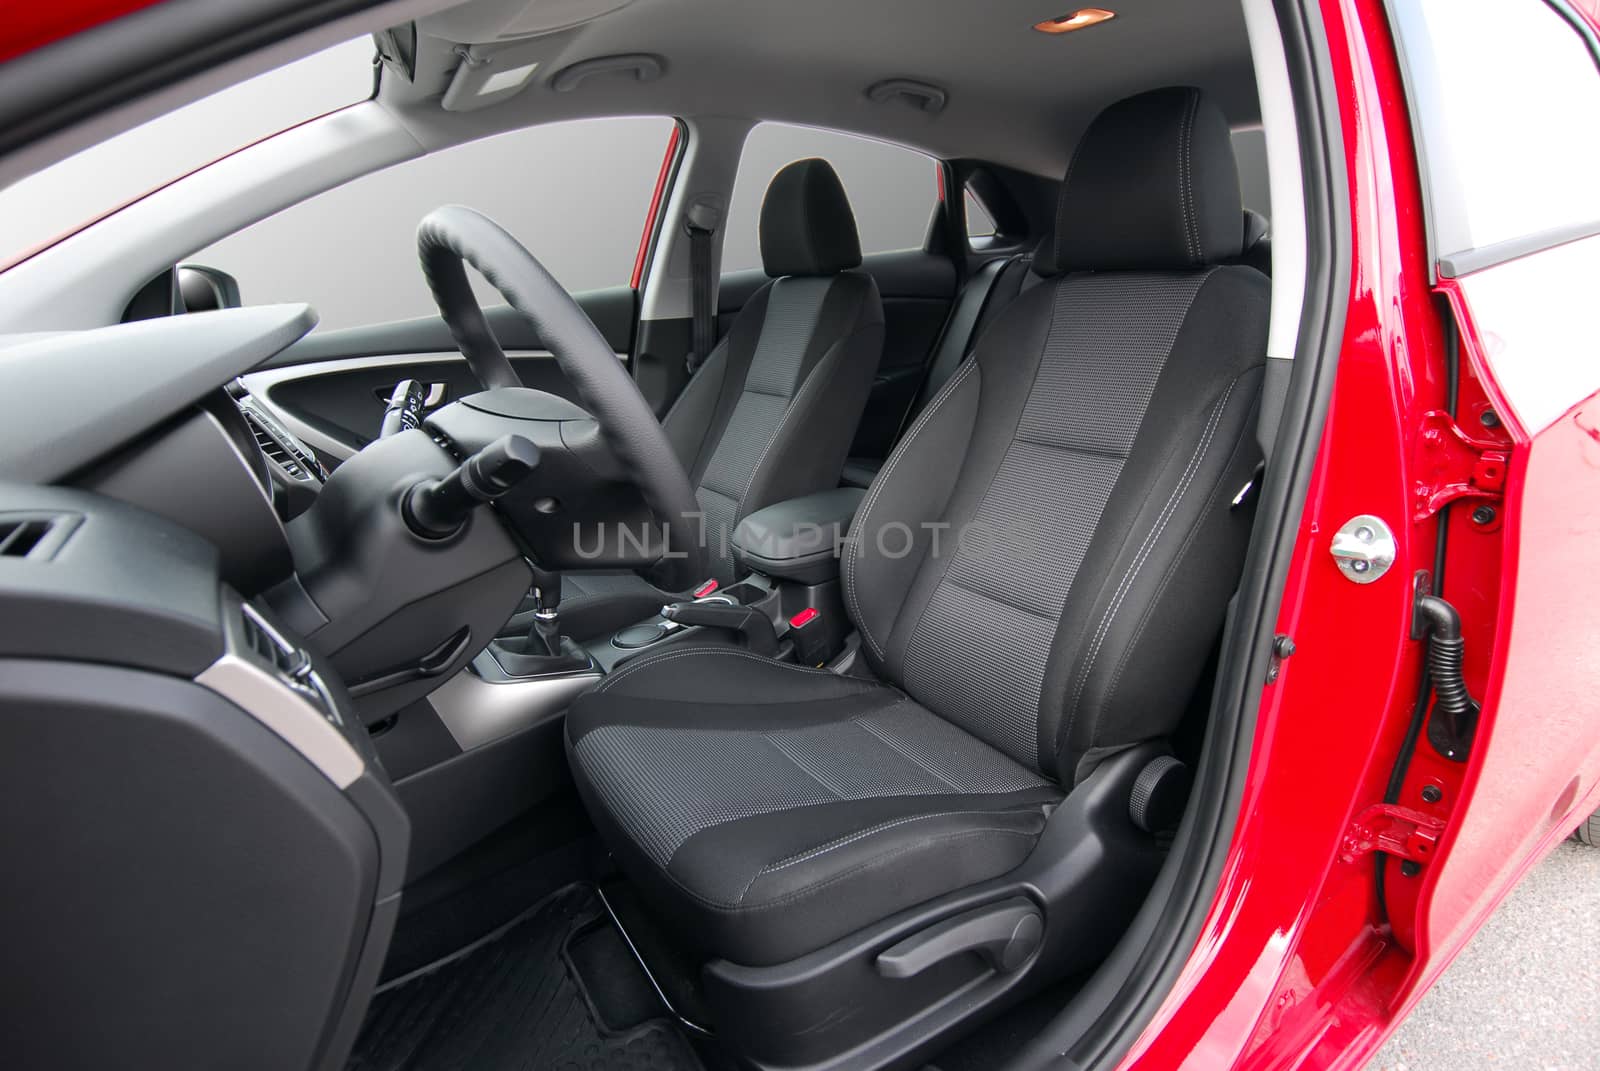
[0,37,375,269]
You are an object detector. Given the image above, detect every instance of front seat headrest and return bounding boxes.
[1039,86,1244,276]
[759,158,863,277]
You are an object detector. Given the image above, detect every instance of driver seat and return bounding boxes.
[566,87,1268,1061]
[556,159,885,639]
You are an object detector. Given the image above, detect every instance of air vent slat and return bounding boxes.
[0,516,69,559]
[239,603,338,723]
[242,410,311,480]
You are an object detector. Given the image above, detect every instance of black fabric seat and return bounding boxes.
[567,86,1270,972]
[552,159,886,639]
[842,245,1047,489]
[568,648,1062,964]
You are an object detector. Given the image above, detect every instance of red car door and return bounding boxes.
[1381,0,1600,1017]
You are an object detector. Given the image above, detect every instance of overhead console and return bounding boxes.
[0,480,408,1071]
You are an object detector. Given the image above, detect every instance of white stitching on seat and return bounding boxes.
[853,710,966,792]
[1064,378,1236,736]
[1178,90,1200,264]
[754,809,1024,877]
[844,358,981,661]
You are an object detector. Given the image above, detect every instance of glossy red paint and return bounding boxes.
[1118,0,1463,1067]
[630,124,682,291]
[0,0,166,63]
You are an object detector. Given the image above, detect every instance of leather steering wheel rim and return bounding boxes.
[417,204,709,582]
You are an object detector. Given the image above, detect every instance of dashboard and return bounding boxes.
[0,303,413,1068]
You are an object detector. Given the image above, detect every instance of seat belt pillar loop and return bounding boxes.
[684,200,720,374]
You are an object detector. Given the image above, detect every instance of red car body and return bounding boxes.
[1128,2,1600,1068]
[4,2,1598,1069]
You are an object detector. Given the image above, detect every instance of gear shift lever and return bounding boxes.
[528,565,563,657]
[489,564,591,677]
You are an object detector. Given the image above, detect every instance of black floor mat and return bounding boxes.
[349,884,702,1071]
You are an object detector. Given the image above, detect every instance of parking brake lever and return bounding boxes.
[660,600,778,656]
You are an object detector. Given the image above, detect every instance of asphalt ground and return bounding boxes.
[1368,838,1600,1071]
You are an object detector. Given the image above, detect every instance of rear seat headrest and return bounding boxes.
[759,158,863,278]
[1038,86,1244,276]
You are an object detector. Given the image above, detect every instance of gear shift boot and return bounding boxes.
[489,634,593,677]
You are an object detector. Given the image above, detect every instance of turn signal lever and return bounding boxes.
[380,379,427,438]
[403,434,539,540]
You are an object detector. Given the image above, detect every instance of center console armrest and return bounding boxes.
[733,487,865,584]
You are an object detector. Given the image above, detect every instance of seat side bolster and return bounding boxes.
[843,358,982,668]
[662,280,775,483]
[1041,267,1270,780]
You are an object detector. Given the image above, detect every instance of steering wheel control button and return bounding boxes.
[1329,514,1396,585]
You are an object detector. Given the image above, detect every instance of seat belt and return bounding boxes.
[684,201,720,374]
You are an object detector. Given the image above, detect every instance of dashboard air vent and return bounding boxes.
[239,603,341,725]
[242,410,310,480]
[0,513,78,560]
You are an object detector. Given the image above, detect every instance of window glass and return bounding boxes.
[1392,0,1600,255]
[1230,128,1272,219]
[723,123,936,273]
[195,116,676,330]
[965,188,997,238]
[0,38,374,268]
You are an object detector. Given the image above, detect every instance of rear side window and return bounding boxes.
[1390,0,1600,261]
[722,122,937,273]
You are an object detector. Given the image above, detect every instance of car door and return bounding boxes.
[1383,0,1600,976]
[195,115,679,468]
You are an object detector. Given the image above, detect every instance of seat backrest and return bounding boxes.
[842,87,1269,785]
[662,159,885,580]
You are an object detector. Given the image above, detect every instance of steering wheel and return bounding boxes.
[416,204,708,582]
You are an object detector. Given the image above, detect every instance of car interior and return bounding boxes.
[0,1,1322,1069]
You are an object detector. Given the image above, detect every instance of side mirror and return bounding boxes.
[177,264,242,312]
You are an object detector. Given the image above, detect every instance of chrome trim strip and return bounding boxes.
[426,662,601,752]
[196,653,365,788]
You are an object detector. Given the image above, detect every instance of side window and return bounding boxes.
[1230,127,1272,219]
[195,116,676,331]
[964,187,998,240]
[1390,0,1600,260]
[722,122,937,273]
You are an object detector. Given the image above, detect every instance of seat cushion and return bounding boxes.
[566,647,1062,965]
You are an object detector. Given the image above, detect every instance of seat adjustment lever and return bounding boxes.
[875,898,1043,979]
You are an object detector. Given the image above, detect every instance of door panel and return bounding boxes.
[1420,236,1600,960]
[243,286,635,462]
[715,249,956,459]
[269,286,637,364]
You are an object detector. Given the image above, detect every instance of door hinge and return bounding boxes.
[1413,410,1508,522]
[1340,803,1445,865]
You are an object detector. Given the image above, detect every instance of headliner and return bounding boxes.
[381,0,1258,176]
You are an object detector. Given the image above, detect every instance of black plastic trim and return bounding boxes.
[1437,219,1600,278]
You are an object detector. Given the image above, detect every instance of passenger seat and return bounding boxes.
[548,158,887,640]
